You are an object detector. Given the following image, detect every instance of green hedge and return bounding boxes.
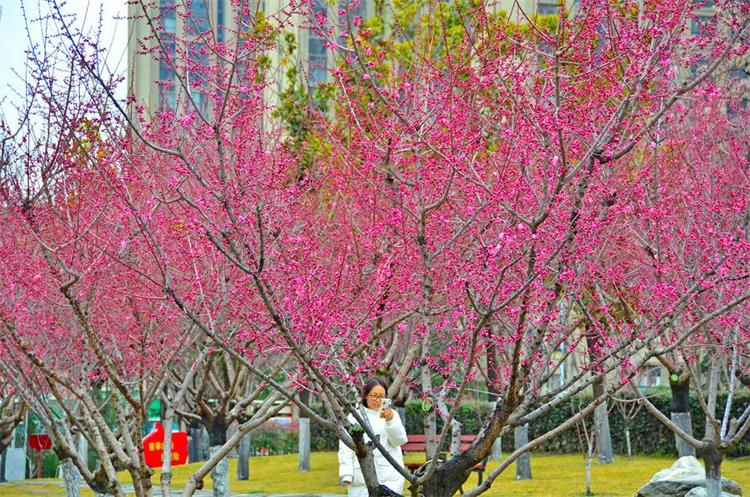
[525,392,750,457]
[398,392,750,457]
[308,400,496,451]
[251,423,299,455]
[283,392,750,457]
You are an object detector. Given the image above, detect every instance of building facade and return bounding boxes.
[126,0,371,115]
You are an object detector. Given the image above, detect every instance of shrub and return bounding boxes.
[395,393,750,457]
[251,420,299,455]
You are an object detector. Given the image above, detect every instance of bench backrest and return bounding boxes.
[402,434,477,454]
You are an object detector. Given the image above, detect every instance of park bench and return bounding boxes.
[402,434,488,486]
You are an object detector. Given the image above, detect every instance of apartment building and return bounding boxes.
[126,0,370,115]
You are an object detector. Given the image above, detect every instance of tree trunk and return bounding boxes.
[490,436,502,461]
[0,447,6,483]
[352,430,379,497]
[703,444,724,497]
[584,437,594,496]
[486,329,504,463]
[298,418,310,472]
[418,402,510,497]
[671,413,696,457]
[160,471,173,497]
[670,376,690,412]
[514,424,531,480]
[586,327,613,464]
[594,402,613,463]
[189,423,208,462]
[485,325,501,403]
[207,416,230,497]
[669,377,695,457]
[61,457,82,497]
[624,426,632,459]
[209,446,229,497]
[421,368,437,459]
[420,461,471,497]
[161,416,175,497]
[449,421,462,457]
[237,433,251,480]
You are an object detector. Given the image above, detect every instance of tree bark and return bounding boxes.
[161,414,175,497]
[0,447,6,483]
[421,460,471,497]
[624,426,632,459]
[671,412,696,457]
[449,421,462,457]
[61,457,82,497]
[584,437,594,496]
[485,326,501,403]
[514,424,531,480]
[352,430,379,497]
[236,433,251,480]
[421,367,437,459]
[207,416,230,497]
[703,359,723,497]
[669,376,695,457]
[586,327,613,464]
[670,376,690,412]
[298,418,310,472]
[419,397,517,497]
[702,443,724,497]
[593,402,613,463]
[490,436,502,461]
[209,446,229,497]
[189,423,208,462]
[297,390,311,472]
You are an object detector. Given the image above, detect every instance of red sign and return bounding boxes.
[142,422,188,468]
[28,434,52,451]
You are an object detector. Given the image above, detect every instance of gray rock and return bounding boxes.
[685,488,739,497]
[650,456,704,483]
[635,456,742,497]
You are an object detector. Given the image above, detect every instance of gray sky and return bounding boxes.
[0,0,128,123]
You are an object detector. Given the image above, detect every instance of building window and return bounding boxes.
[187,0,211,35]
[160,0,176,33]
[160,89,177,111]
[309,36,328,86]
[309,0,329,86]
[339,0,366,33]
[217,0,225,42]
[159,37,177,111]
[537,1,559,16]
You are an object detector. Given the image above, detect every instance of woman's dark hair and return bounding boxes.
[361,377,388,408]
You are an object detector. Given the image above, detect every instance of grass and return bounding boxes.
[0,453,747,497]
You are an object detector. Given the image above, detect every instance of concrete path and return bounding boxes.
[0,480,344,497]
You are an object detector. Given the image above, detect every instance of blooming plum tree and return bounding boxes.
[1,1,748,497]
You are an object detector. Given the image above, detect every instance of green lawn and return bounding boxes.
[0,453,747,497]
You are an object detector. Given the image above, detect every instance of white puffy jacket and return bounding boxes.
[338,407,409,497]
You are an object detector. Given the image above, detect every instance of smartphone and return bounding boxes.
[381,398,393,411]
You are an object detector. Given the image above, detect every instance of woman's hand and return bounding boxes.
[381,408,394,421]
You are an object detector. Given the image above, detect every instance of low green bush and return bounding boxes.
[250,421,298,455]
[277,392,750,457]
[533,392,749,457]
